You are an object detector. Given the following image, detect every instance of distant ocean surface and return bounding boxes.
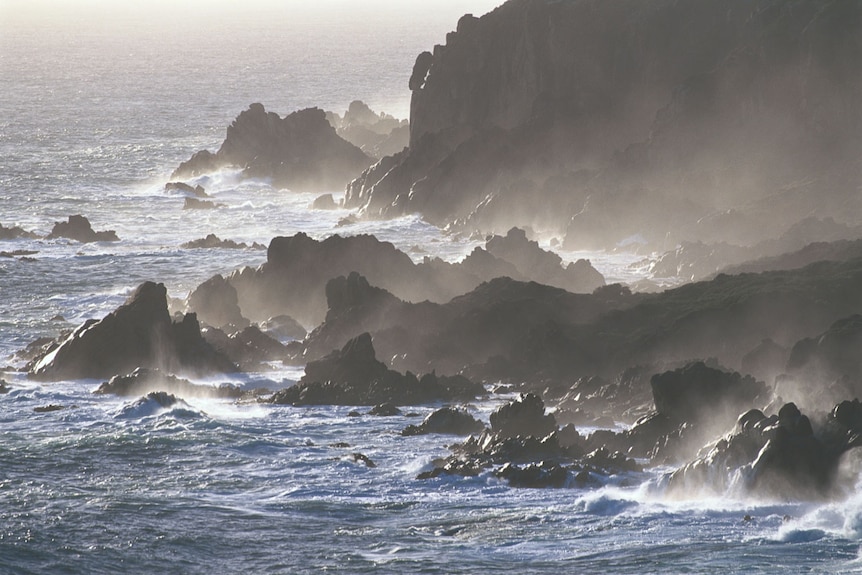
[1,2,861,573]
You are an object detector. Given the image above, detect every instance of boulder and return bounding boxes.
[183,198,221,210]
[173,104,373,191]
[311,194,338,210]
[402,407,484,436]
[489,393,557,439]
[259,315,306,341]
[47,215,118,242]
[29,281,237,381]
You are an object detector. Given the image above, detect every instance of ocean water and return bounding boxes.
[1,2,861,573]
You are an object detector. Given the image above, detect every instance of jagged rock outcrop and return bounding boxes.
[326,100,409,159]
[28,281,236,381]
[416,393,640,488]
[292,257,862,411]
[270,333,483,406]
[665,401,862,499]
[346,0,862,249]
[220,229,603,327]
[47,215,118,243]
[173,103,373,191]
[186,274,249,330]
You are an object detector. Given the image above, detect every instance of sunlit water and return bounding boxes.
[1,3,861,573]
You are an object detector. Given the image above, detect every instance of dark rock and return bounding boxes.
[269,333,483,407]
[368,402,401,416]
[327,101,409,159]
[351,453,376,468]
[200,325,286,371]
[666,401,862,499]
[220,231,604,327]
[495,461,568,488]
[489,393,557,439]
[28,281,237,381]
[183,198,221,210]
[34,404,65,413]
[47,215,118,243]
[94,367,242,399]
[173,104,373,191]
[741,339,789,384]
[187,274,249,330]
[0,379,8,394]
[347,0,862,249]
[784,315,862,404]
[402,407,484,436]
[181,234,263,250]
[484,227,604,293]
[650,362,767,425]
[0,222,39,240]
[165,181,208,197]
[259,315,306,341]
[311,194,338,210]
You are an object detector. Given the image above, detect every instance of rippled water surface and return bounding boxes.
[1,2,862,573]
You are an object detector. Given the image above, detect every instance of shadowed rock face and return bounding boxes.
[29,282,236,381]
[173,104,373,191]
[221,229,604,327]
[347,0,862,248]
[294,257,862,398]
[270,332,484,406]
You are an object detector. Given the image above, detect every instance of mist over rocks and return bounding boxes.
[47,215,119,243]
[346,0,862,250]
[28,281,236,381]
[218,228,604,327]
[94,367,243,400]
[173,104,373,192]
[325,100,409,159]
[270,332,483,407]
[664,400,862,499]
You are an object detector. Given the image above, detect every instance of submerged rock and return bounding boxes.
[28,281,237,381]
[181,234,264,250]
[47,215,118,243]
[165,181,208,197]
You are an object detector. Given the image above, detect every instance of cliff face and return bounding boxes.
[346,0,862,249]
